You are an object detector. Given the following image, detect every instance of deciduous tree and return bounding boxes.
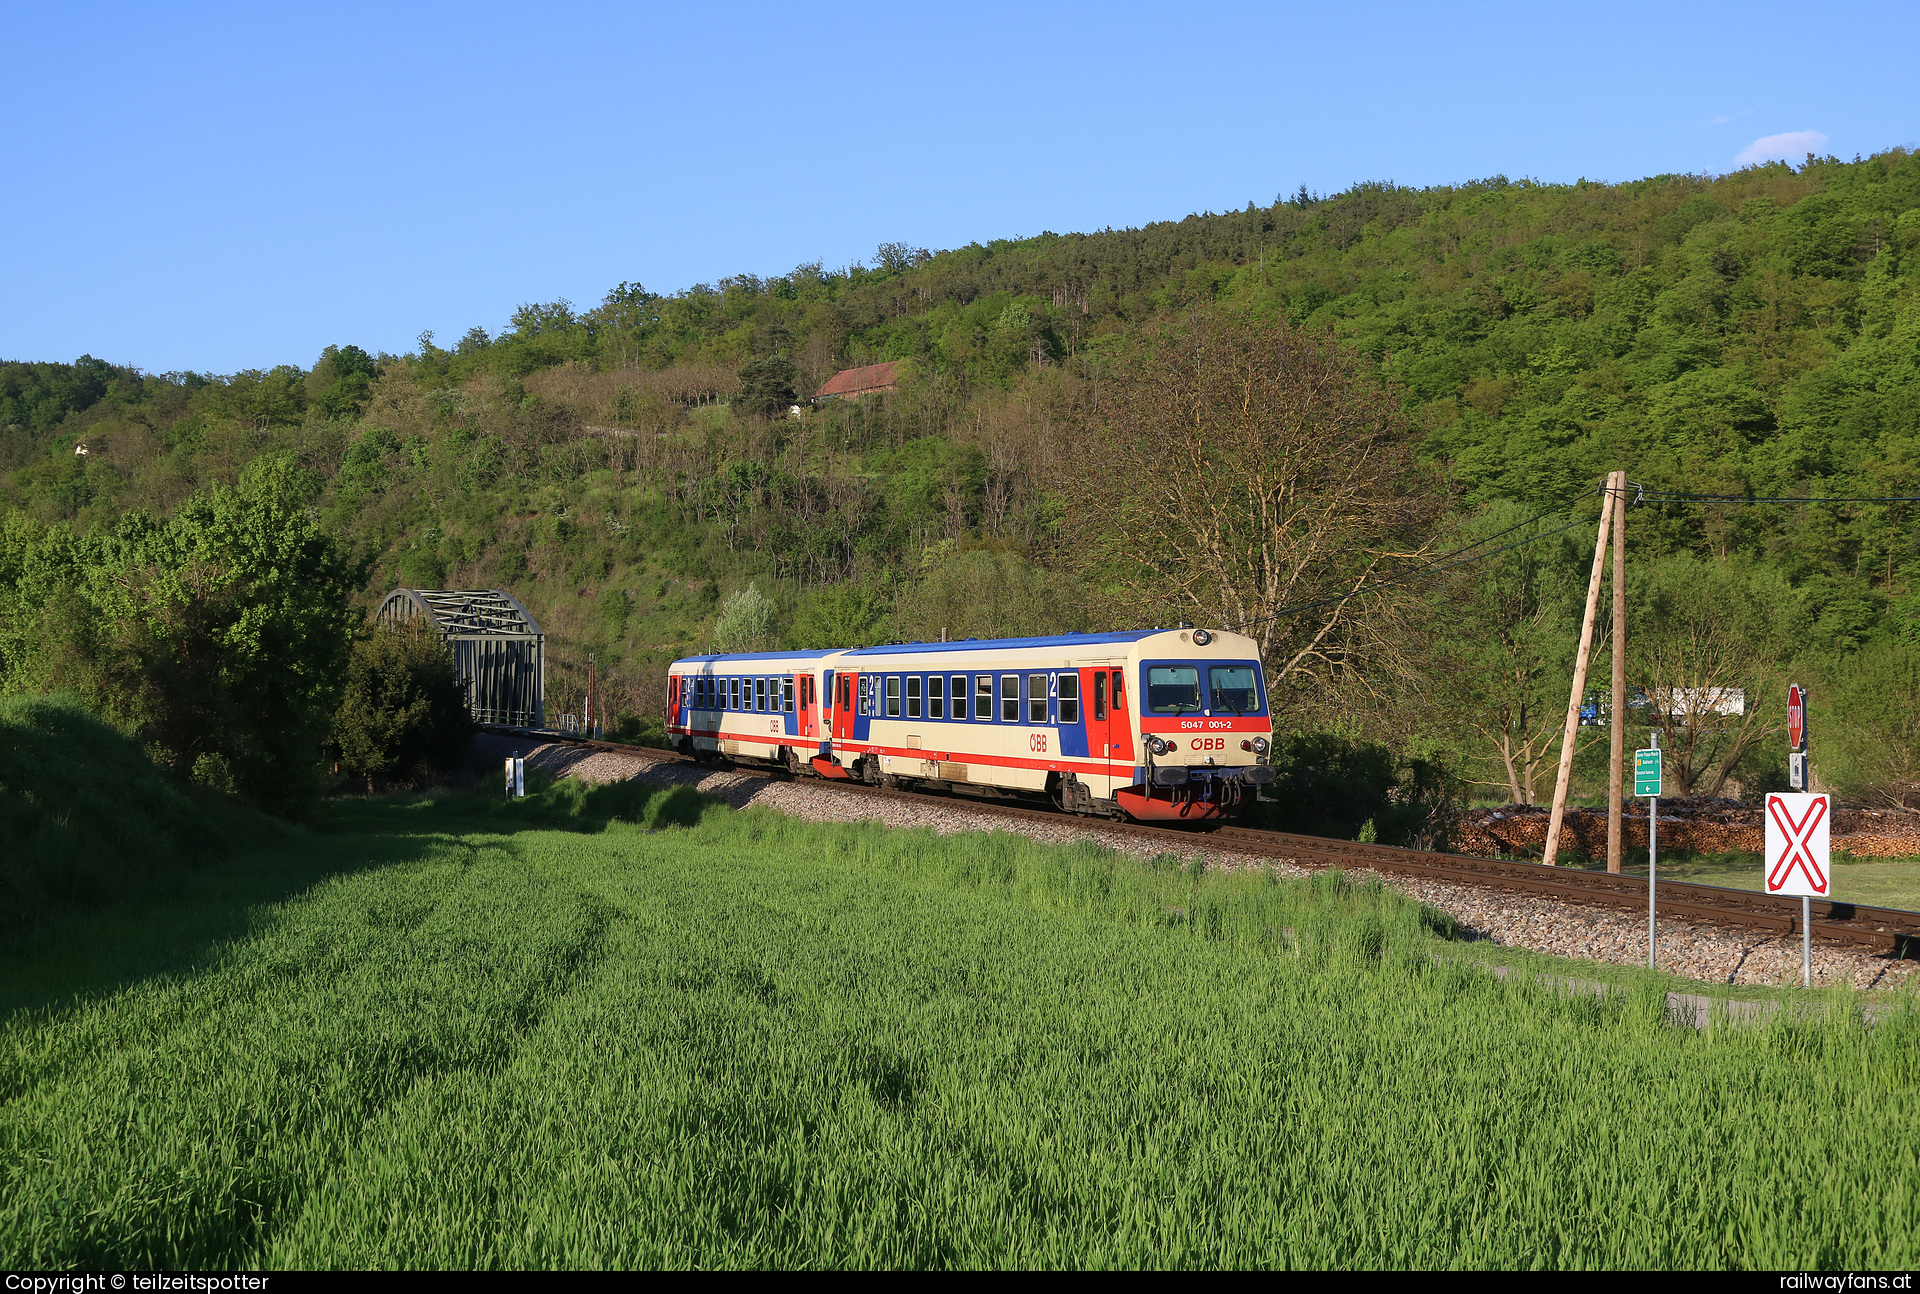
[1061,307,1446,697]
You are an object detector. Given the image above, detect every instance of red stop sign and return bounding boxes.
[1788,684,1805,751]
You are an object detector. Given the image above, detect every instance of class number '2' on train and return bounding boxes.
[665,627,1276,822]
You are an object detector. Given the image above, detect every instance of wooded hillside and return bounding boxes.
[6,147,1919,813]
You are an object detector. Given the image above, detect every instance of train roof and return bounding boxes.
[673,648,838,665]
[842,630,1173,657]
[674,629,1253,668]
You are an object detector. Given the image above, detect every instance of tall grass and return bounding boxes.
[2,788,1915,1268]
[0,694,282,943]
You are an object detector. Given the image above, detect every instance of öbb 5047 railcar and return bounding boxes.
[665,628,1276,822]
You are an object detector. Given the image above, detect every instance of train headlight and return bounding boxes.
[1147,735,1169,755]
[1252,736,1269,755]
[1192,628,1212,646]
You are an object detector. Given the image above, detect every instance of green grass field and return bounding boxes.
[3,781,1918,1269]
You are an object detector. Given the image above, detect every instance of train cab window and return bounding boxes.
[906,675,922,719]
[999,675,1018,723]
[1058,672,1079,725]
[1093,671,1107,722]
[1148,666,1202,714]
[1208,666,1258,714]
[951,675,967,720]
[783,676,795,713]
[885,676,902,718]
[929,674,945,719]
[1028,674,1048,724]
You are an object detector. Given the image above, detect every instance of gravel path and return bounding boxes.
[471,735,1919,993]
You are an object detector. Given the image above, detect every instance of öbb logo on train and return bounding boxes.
[1030,733,1049,753]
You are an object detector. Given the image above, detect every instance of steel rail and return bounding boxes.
[483,726,1920,958]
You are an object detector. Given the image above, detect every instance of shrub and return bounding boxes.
[329,621,472,788]
[710,583,777,653]
[1256,732,1461,848]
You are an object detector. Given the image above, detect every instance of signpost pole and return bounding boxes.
[1786,683,1813,987]
[1648,731,1659,970]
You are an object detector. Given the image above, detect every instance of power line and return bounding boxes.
[1635,489,1920,505]
[1226,508,1594,632]
[1225,478,1917,636]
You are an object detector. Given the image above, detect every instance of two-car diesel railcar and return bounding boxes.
[665,628,1276,822]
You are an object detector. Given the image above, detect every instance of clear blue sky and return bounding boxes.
[3,1,1915,374]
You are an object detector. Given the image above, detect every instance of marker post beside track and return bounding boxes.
[1635,736,1663,968]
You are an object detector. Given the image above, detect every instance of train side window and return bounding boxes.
[1059,672,1079,724]
[729,677,739,709]
[929,674,944,719]
[752,677,763,711]
[1028,674,1048,724]
[886,676,901,718]
[1111,670,1125,714]
[906,674,922,719]
[1093,671,1107,721]
[783,676,795,713]
[1000,675,1018,723]
[951,675,967,720]
[976,675,993,719]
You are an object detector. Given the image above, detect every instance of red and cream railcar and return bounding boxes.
[666,628,1275,822]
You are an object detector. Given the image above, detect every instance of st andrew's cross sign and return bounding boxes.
[1764,792,1830,899]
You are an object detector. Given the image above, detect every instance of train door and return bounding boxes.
[832,670,859,742]
[667,674,681,732]
[1108,667,1136,779]
[1082,661,1121,798]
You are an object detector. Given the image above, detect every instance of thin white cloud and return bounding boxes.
[1734,130,1830,167]
[1705,109,1750,127]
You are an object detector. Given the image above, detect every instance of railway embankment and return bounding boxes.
[466,732,1920,993]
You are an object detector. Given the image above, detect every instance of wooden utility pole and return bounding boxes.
[1606,471,1628,873]
[1542,479,1618,867]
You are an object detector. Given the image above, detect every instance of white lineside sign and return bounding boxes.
[1764,792,1830,898]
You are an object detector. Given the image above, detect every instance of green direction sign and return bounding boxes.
[1634,747,1663,797]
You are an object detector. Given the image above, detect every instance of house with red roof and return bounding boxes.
[814,360,902,402]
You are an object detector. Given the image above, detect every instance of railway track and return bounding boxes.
[485,726,1920,959]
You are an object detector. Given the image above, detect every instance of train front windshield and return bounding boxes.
[1209,666,1260,714]
[1147,662,1266,715]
